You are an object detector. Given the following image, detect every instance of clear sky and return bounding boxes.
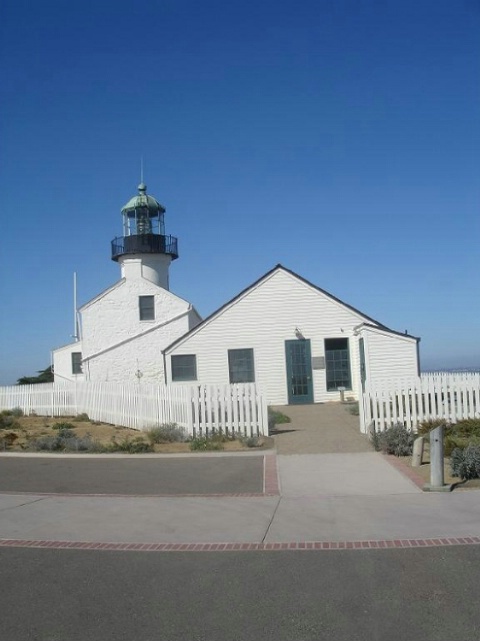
[1,0,479,385]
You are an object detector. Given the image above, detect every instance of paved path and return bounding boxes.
[0,455,265,495]
[271,402,372,454]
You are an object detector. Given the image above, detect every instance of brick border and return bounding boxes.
[383,454,428,489]
[0,537,479,553]
[264,454,280,495]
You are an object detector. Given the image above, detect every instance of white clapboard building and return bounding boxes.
[164,265,420,405]
[53,183,420,404]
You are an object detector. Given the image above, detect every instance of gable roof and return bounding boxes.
[164,264,413,353]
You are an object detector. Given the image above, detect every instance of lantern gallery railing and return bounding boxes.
[111,234,179,260]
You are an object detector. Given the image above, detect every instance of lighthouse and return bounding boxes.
[111,182,179,290]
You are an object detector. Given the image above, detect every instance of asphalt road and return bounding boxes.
[0,456,264,495]
[2,546,479,641]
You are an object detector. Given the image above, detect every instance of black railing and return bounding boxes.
[111,234,179,261]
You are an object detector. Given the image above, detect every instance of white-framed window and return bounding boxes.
[139,295,155,320]
[228,348,255,383]
[71,352,82,375]
[171,355,197,381]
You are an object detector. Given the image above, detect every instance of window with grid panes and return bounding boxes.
[228,349,255,383]
[325,338,351,391]
[171,355,197,381]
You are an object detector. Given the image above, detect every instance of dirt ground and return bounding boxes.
[0,414,273,453]
[396,453,480,490]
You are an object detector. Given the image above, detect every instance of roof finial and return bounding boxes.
[140,156,144,184]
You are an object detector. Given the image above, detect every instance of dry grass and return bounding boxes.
[0,414,272,453]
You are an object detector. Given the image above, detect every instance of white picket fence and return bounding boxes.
[360,372,480,433]
[0,382,268,438]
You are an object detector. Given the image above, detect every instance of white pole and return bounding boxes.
[73,272,78,342]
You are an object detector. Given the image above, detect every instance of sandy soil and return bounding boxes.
[0,414,273,453]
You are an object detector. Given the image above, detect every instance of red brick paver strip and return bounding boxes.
[2,536,477,553]
[383,455,426,489]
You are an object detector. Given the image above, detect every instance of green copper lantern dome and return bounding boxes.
[121,183,166,216]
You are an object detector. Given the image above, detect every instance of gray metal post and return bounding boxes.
[430,425,445,488]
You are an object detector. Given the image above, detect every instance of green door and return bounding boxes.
[359,337,366,392]
[285,339,314,404]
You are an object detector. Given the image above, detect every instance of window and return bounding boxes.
[71,352,82,375]
[325,338,351,391]
[228,349,255,383]
[171,355,197,381]
[139,295,155,320]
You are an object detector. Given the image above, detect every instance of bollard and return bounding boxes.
[430,425,445,488]
[338,386,346,403]
[412,436,424,467]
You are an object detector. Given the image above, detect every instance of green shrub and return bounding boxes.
[10,407,24,417]
[75,413,90,422]
[146,423,187,444]
[52,422,75,431]
[0,414,20,430]
[452,419,480,439]
[450,444,480,480]
[376,423,414,456]
[268,408,291,432]
[109,436,153,454]
[190,437,224,451]
[417,418,451,436]
[443,434,468,457]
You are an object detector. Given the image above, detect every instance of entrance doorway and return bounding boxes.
[285,339,314,404]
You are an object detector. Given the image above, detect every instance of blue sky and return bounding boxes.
[1,0,479,384]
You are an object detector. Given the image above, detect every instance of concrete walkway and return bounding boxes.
[271,403,418,497]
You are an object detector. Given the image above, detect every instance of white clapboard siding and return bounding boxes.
[0,382,268,437]
[360,372,480,433]
[359,326,419,386]
[166,268,374,404]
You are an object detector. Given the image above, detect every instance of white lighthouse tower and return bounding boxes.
[111,182,179,290]
[52,181,201,383]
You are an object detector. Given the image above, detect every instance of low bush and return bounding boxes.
[450,444,480,480]
[27,433,104,453]
[146,423,187,444]
[0,413,20,430]
[108,436,153,454]
[444,434,468,457]
[417,418,451,437]
[452,419,480,439]
[240,436,263,448]
[52,422,76,431]
[10,407,24,417]
[0,431,19,450]
[268,408,291,432]
[75,413,90,422]
[190,437,224,451]
[376,423,414,456]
